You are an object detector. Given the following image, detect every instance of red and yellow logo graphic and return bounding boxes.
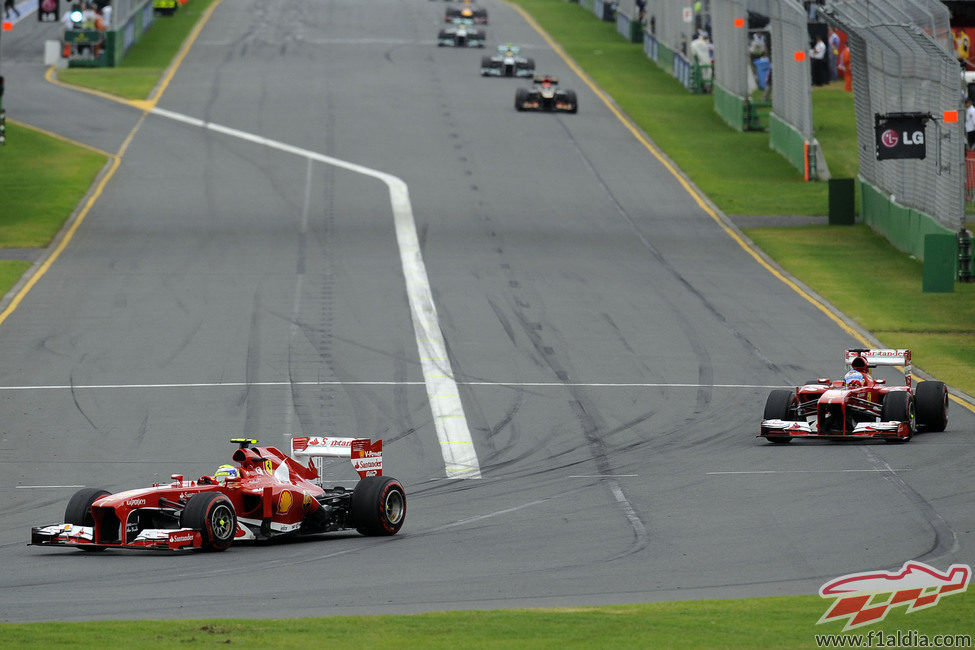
[277,490,293,515]
[818,561,970,631]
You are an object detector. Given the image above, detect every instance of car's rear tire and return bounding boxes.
[515,87,528,111]
[181,493,237,551]
[915,380,948,432]
[881,390,915,443]
[64,488,111,551]
[763,389,796,444]
[351,476,406,536]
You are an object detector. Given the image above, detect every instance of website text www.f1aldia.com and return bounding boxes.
[815,629,972,648]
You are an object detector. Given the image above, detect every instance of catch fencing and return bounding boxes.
[711,0,822,179]
[820,0,965,256]
[641,0,708,92]
[106,0,153,30]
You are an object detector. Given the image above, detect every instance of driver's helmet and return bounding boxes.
[214,464,239,484]
[843,370,865,389]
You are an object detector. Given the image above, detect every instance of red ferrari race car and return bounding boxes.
[760,348,948,444]
[30,437,405,552]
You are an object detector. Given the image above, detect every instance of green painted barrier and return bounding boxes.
[629,19,643,44]
[769,113,809,178]
[713,84,745,131]
[923,234,957,293]
[857,179,955,261]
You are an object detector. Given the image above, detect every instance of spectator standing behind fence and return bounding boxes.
[966,99,975,150]
[836,42,852,92]
[828,29,840,81]
[690,30,713,87]
[810,36,827,86]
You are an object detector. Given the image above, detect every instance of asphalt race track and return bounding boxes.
[1,0,973,622]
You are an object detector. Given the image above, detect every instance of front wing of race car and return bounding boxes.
[31,524,209,551]
[760,418,911,441]
[481,58,534,77]
[517,94,577,112]
[438,33,486,47]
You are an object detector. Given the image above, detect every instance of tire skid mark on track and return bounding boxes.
[68,367,99,432]
[861,446,959,563]
[508,304,650,557]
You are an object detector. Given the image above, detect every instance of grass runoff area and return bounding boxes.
[0,0,973,645]
[0,594,972,649]
[56,0,219,99]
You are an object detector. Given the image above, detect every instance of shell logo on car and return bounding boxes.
[277,491,293,515]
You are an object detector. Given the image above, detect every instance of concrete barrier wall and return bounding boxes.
[769,113,808,179]
[858,179,955,261]
[713,83,744,132]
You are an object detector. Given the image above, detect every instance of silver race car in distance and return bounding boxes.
[481,43,535,77]
[438,18,487,48]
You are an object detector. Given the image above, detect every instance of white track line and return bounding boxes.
[148,107,480,479]
[0,381,788,390]
[707,469,912,475]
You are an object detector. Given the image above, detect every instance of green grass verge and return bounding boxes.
[746,225,975,394]
[0,593,972,648]
[56,0,218,100]
[0,261,33,291]
[0,123,107,248]
[0,594,975,650]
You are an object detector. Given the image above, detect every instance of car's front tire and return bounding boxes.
[564,90,578,113]
[762,389,796,444]
[65,487,110,525]
[64,487,111,551]
[881,390,915,443]
[181,493,237,551]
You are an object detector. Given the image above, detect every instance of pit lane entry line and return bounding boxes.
[148,106,481,480]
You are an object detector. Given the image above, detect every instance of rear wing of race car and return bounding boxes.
[290,436,383,479]
[845,348,912,386]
